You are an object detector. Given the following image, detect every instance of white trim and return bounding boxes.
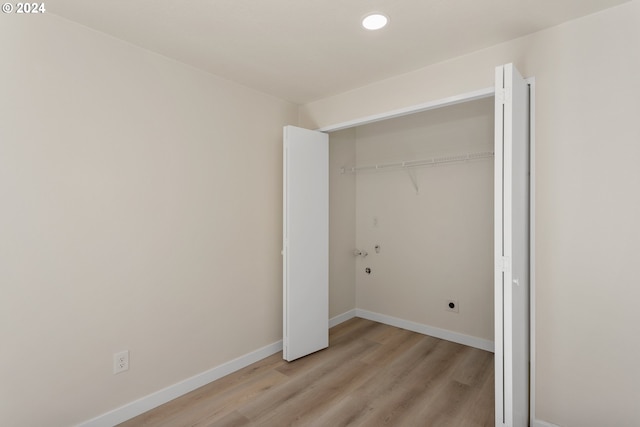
[494,65,507,426]
[78,305,500,426]
[77,341,283,427]
[532,420,560,427]
[355,309,494,353]
[527,76,537,427]
[329,309,357,328]
[317,87,495,132]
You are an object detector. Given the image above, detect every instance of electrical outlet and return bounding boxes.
[445,299,459,313]
[114,350,129,374]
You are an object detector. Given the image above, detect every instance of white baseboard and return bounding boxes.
[329,309,357,328]
[77,340,283,427]
[79,309,493,426]
[532,420,560,427]
[355,309,494,353]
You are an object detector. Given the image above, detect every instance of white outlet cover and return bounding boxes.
[114,350,129,374]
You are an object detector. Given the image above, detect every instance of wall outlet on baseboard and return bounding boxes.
[114,350,129,374]
[445,299,459,313]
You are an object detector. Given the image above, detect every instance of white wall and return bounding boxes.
[328,129,357,319]
[354,98,495,341]
[0,15,297,427]
[302,2,640,426]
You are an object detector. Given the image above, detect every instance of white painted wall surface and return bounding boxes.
[0,14,297,427]
[302,2,640,426]
[328,129,357,318]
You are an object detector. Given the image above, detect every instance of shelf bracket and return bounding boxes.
[405,166,419,195]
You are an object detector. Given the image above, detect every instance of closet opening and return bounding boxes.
[284,65,533,426]
[328,95,496,353]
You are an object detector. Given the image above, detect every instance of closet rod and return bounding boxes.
[340,151,494,174]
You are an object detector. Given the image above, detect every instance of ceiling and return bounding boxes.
[49,0,629,104]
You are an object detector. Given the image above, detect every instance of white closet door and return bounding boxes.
[494,64,530,427]
[283,125,329,362]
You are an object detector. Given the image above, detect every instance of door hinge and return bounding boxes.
[497,256,511,272]
[497,87,511,104]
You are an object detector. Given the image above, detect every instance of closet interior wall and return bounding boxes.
[329,97,495,342]
[328,128,357,319]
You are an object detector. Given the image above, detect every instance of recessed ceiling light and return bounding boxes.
[362,13,388,31]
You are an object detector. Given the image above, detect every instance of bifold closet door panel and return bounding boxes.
[282,125,329,362]
[494,63,530,427]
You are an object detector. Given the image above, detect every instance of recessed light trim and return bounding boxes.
[362,13,388,31]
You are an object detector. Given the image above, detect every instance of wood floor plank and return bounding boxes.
[203,410,251,427]
[359,328,423,366]
[239,337,379,421]
[244,359,373,426]
[451,347,494,387]
[306,336,457,427]
[120,368,289,427]
[455,359,495,427]
[335,340,470,427]
[416,380,475,426]
[121,352,287,426]
[118,318,495,427]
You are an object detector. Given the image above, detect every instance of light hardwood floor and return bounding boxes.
[119,318,494,427]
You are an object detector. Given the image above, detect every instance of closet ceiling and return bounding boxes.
[49,0,629,104]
